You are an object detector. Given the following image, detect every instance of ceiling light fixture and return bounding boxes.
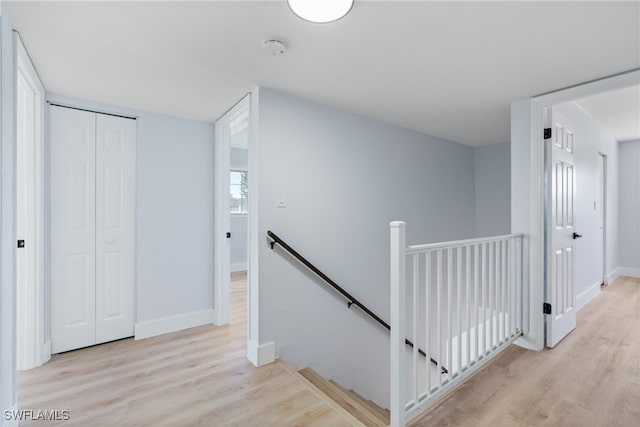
[288,0,354,24]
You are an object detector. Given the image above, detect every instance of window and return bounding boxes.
[230,170,248,214]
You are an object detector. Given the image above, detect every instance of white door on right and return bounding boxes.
[95,114,136,344]
[545,108,578,348]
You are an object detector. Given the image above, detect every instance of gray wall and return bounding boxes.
[230,215,248,270]
[619,139,640,269]
[553,102,619,304]
[257,88,476,407]
[1,12,17,419]
[46,94,215,324]
[230,147,248,170]
[230,147,248,271]
[474,143,511,237]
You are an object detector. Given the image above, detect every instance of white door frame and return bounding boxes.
[598,153,607,285]
[15,32,48,369]
[511,69,640,351]
[214,90,269,366]
[214,94,250,326]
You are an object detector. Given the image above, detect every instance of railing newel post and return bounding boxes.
[390,221,406,427]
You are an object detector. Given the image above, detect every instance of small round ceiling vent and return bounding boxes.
[263,39,287,56]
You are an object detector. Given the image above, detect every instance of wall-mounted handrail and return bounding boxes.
[267,230,447,373]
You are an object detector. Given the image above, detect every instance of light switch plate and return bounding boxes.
[277,191,286,208]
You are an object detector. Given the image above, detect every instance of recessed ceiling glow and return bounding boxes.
[288,0,354,24]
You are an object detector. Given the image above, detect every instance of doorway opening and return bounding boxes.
[229,111,250,326]
[598,153,607,286]
[15,33,48,371]
[214,95,251,330]
[511,69,640,351]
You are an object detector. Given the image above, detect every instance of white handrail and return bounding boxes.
[406,233,523,253]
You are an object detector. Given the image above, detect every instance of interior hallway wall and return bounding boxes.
[257,88,476,407]
[618,139,640,272]
[474,143,511,237]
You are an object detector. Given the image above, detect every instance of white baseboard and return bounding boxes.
[605,267,620,285]
[135,309,214,340]
[576,282,601,311]
[615,267,640,279]
[230,262,247,272]
[3,404,18,427]
[606,266,640,284]
[247,341,275,367]
[39,340,51,367]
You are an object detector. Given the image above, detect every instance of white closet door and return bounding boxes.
[51,106,97,353]
[95,114,136,343]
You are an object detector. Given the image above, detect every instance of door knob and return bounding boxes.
[573,232,583,239]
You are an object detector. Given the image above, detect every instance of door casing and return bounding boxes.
[15,32,47,370]
[511,69,640,351]
[214,95,250,326]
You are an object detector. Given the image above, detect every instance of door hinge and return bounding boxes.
[543,302,552,314]
[17,239,25,248]
[544,128,552,139]
[226,232,231,239]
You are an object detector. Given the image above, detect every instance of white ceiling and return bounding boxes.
[575,85,640,142]
[5,1,640,147]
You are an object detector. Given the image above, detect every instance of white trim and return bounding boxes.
[41,339,51,366]
[512,69,640,352]
[230,262,247,273]
[2,404,19,427]
[510,98,544,351]
[610,267,640,281]
[605,269,618,285]
[134,309,213,340]
[247,88,260,360]
[576,282,601,312]
[1,13,18,420]
[246,340,275,366]
[214,95,251,326]
[14,32,48,370]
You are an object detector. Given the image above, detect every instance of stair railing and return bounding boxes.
[267,230,446,373]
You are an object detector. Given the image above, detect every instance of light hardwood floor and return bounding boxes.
[17,272,359,426]
[410,276,640,427]
[18,275,640,426]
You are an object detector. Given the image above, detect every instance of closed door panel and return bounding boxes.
[95,114,136,344]
[545,108,577,348]
[51,106,97,353]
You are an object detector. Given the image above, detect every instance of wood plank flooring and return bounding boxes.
[18,275,640,426]
[409,276,640,427]
[17,272,358,426]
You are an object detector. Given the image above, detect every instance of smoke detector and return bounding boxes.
[263,39,287,56]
